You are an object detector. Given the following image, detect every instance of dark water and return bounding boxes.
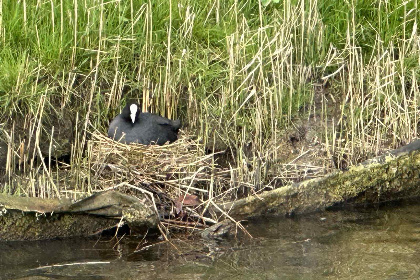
[1,201,419,280]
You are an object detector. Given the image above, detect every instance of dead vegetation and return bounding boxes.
[83,131,230,231]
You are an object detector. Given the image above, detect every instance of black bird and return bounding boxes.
[108,103,181,145]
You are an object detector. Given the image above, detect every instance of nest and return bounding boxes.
[85,131,235,230]
[88,131,224,189]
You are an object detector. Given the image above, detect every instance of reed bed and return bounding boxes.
[0,0,418,203]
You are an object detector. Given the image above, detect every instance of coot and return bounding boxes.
[108,103,181,145]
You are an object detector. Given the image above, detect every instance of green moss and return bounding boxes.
[224,150,420,218]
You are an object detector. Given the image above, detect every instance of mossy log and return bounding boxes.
[0,191,158,241]
[219,140,420,219]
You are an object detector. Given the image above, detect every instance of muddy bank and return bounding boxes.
[1,140,419,241]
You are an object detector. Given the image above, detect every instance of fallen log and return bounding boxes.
[218,139,420,219]
[0,190,158,241]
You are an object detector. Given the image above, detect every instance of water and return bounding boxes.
[1,201,419,280]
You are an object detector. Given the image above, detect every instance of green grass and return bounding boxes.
[0,0,418,198]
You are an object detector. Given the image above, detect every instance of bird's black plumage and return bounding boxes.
[108,103,181,145]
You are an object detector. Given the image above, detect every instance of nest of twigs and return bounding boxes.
[85,131,232,229]
[89,131,215,187]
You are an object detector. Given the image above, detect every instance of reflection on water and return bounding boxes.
[1,201,419,279]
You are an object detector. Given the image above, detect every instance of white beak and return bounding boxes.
[129,104,138,123]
